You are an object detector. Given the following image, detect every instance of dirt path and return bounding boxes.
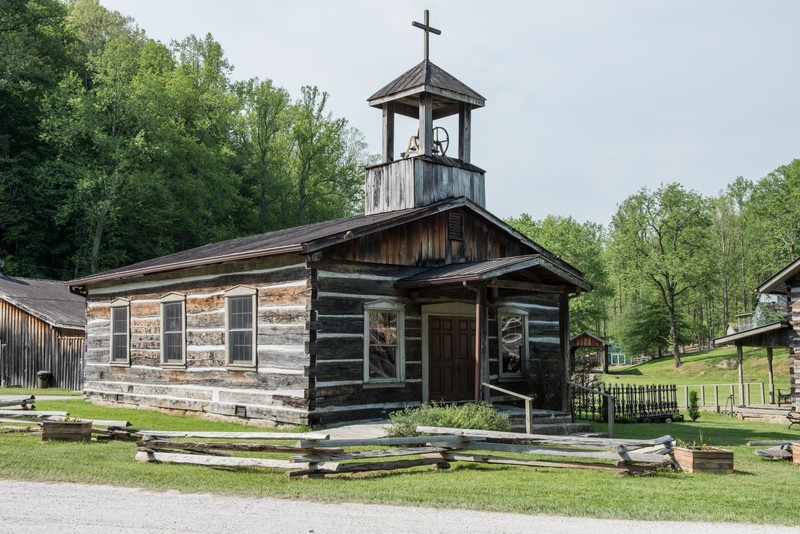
[1,479,796,534]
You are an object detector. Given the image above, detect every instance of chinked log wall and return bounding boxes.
[308,261,425,426]
[0,299,84,390]
[83,255,312,425]
[790,281,800,410]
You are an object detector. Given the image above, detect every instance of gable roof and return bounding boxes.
[570,331,609,347]
[757,256,800,294]
[368,60,485,119]
[0,276,85,330]
[68,197,587,291]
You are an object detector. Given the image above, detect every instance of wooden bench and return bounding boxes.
[787,411,800,430]
[777,389,792,406]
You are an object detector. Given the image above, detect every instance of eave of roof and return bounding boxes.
[0,276,85,329]
[395,254,592,292]
[570,331,608,346]
[367,60,486,109]
[713,321,788,345]
[757,256,800,294]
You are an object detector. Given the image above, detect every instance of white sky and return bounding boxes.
[100,0,800,226]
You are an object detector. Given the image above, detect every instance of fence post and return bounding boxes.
[700,385,706,407]
[525,398,532,435]
[760,382,765,405]
[684,386,689,408]
[607,395,615,438]
[714,384,719,413]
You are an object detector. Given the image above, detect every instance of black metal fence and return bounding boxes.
[572,383,679,423]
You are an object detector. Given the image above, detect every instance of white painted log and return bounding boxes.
[0,410,69,418]
[135,449,319,470]
[138,430,328,440]
[459,441,670,464]
[296,435,469,449]
[416,426,674,447]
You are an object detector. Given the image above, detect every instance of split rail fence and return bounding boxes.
[133,426,675,477]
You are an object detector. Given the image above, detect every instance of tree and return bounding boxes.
[608,183,711,367]
[506,214,611,336]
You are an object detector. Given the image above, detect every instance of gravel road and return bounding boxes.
[1,479,797,534]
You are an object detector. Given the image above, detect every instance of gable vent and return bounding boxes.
[448,213,464,241]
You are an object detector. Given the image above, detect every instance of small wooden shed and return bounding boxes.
[0,275,86,389]
[570,332,610,374]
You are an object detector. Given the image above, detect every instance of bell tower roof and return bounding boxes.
[368,59,485,120]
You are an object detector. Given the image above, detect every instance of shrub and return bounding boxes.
[687,390,701,421]
[387,401,511,437]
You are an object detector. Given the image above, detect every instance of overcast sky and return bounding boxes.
[100,0,800,226]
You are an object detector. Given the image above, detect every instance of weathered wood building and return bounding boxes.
[714,256,800,409]
[0,276,86,389]
[68,12,592,426]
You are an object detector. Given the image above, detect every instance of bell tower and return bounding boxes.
[364,10,487,215]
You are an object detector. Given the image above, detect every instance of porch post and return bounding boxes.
[472,283,489,402]
[736,343,744,406]
[767,346,775,404]
[602,344,609,374]
[560,292,570,412]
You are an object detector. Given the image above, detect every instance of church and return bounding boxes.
[68,12,592,427]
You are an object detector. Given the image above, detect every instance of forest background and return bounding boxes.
[3,0,799,366]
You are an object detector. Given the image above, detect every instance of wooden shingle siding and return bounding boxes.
[0,300,84,390]
[328,209,526,266]
[83,255,313,425]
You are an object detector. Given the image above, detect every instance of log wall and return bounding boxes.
[0,299,84,390]
[83,255,313,425]
[789,279,800,410]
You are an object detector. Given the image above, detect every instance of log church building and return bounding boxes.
[69,12,592,427]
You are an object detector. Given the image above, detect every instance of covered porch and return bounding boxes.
[396,254,592,414]
[713,321,789,406]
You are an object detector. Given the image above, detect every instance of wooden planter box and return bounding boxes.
[42,420,92,442]
[673,447,734,474]
[793,443,800,465]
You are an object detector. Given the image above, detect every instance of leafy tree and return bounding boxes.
[506,214,611,336]
[608,183,711,367]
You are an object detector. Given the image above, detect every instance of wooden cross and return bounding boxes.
[412,9,441,61]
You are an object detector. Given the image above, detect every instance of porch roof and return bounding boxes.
[713,321,789,347]
[394,254,593,293]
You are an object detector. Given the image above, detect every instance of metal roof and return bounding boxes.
[0,276,85,330]
[395,255,592,292]
[368,60,486,119]
[713,321,789,346]
[68,197,589,291]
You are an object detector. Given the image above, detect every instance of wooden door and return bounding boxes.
[428,315,476,402]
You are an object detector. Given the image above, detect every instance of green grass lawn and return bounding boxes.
[0,386,82,397]
[1,398,799,525]
[606,346,791,391]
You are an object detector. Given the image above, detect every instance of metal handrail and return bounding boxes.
[568,380,615,438]
[481,382,533,434]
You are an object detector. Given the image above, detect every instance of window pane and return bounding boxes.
[163,302,182,333]
[163,332,181,362]
[501,315,523,375]
[369,346,397,379]
[229,296,252,329]
[229,331,252,363]
[369,311,397,345]
[111,307,128,362]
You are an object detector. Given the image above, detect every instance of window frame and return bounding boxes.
[160,293,186,368]
[363,300,405,385]
[109,298,130,366]
[225,286,257,369]
[497,306,529,379]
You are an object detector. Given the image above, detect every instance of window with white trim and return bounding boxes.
[498,307,528,378]
[110,298,130,365]
[364,300,405,384]
[225,286,257,368]
[160,293,185,366]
